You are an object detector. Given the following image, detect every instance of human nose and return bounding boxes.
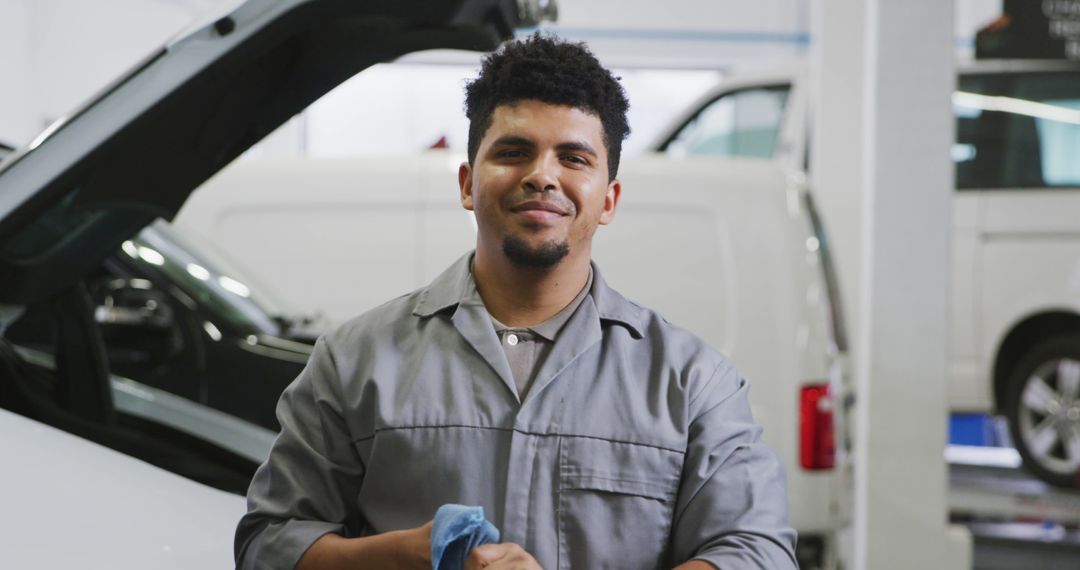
[521,152,559,193]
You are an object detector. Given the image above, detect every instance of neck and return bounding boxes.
[472,243,591,328]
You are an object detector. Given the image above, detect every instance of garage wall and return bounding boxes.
[0,0,1002,150]
[301,64,721,158]
[550,0,1002,66]
[0,0,215,148]
[0,0,33,149]
[529,0,810,68]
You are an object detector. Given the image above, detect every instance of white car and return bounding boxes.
[0,0,546,567]
[652,59,1080,488]
[0,406,245,568]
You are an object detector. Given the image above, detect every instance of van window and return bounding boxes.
[662,85,790,159]
[954,71,1080,190]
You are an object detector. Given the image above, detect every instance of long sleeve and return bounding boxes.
[670,361,799,569]
[235,338,366,569]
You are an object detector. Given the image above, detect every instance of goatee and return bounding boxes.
[503,235,569,268]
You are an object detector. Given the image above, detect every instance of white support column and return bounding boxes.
[807,4,865,564]
[812,0,972,568]
[809,0,866,356]
[856,0,963,568]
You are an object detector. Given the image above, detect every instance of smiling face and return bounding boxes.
[459,100,621,269]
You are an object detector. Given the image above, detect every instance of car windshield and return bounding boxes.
[127,220,301,336]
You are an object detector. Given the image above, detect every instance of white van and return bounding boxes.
[651,60,1080,488]
[176,151,851,568]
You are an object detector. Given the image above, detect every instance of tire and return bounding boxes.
[1004,335,1080,488]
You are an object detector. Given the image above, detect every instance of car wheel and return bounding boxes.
[1005,335,1080,488]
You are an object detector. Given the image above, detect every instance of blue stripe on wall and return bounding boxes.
[517,26,810,45]
[517,26,977,50]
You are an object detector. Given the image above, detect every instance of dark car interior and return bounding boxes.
[0,284,259,494]
[4,231,311,432]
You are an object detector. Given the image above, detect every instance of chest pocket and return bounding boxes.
[557,436,683,570]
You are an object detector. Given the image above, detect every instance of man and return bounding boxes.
[236,35,797,569]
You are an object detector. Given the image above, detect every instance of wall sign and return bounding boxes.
[976,0,1080,60]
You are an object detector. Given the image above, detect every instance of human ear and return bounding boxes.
[598,179,621,225]
[458,162,475,211]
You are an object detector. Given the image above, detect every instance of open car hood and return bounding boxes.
[0,0,555,304]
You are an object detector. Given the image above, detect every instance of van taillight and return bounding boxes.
[800,383,835,470]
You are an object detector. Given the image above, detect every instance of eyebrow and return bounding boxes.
[490,136,598,158]
[555,140,598,158]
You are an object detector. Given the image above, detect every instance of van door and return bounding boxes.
[961,67,1080,485]
[957,69,1080,406]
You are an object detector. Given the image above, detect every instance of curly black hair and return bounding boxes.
[464,33,630,181]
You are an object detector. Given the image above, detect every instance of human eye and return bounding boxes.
[497,148,527,159]
[561,154,589,166]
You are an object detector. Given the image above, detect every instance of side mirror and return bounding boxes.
[92,278,184,370]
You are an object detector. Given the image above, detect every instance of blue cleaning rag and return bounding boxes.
[430,504,501,570]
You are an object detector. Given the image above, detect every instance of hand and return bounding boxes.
[464,543,543,570]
